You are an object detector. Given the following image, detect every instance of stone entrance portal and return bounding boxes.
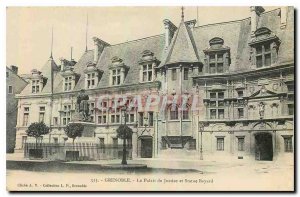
[140,136,153,158]
[255,133,273,161]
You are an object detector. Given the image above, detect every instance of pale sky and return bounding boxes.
[6,6,279,75]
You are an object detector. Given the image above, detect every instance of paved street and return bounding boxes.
[6,153,294,191]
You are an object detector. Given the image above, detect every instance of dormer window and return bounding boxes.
[30,69,44,94]
[138,50,158,82]
[61,66,77,92]
[142,64,153,82]
[109,56,128,86]
[203,37,230,74]
[112,68,121,85]
[32,80,40,93]
[208,53,224,74]
[87,73,96,89]
[84,61,101,89]
[255,43,271,68]
[64,76,72,91]
[249,27,281,69]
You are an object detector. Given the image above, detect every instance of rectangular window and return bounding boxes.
[284,137,293,152]
[218,92,224,99]
[89,103,95,123]
[237,90,244,98]
[87,73,97,89]
[142,64,153,82]
[130,114,134,123]
[8,86,13,94]
[210,92,216,99]
[6,72,9,78]
[217,137,224,151]
[288,104,294,115]
[148,112,154,126]
[39,112,45,123]
[32,80,40,93]
[53,137,58,144]
[183,68,189,80]
[238,108,244,119]
[256,44,271,68]
[62,105,72,125]
[64,76,72,91]
[111,115,115,123]
[237,137,245,151]
[210,109,216,119]
[209,53,224,74]
[23,107,30,126]
[182,110,189,120]
[112,69,121,85]
[218,109,224,119]
[171,69,177,81]
[139,112,144,126]
[209,64,216,74]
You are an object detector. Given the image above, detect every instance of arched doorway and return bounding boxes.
[139,136,153,158]
[255,133,273,161]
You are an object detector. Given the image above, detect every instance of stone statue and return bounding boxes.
[76,89,90,121]
[258,102,265,119]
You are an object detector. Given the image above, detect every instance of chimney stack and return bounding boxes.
[163,19,177,50]
[250,6,265,36]
[93,37,110,64]
[60,57,66,71]
[10,65,18,74]
[280,7,288,29]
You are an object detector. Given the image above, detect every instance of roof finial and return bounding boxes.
[71,47,73,61]
[50,26,53,59]
[181,6,184,21]
[85,13,88,52]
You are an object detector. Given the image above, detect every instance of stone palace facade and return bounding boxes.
[15,7,294,162]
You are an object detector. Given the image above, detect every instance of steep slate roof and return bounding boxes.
[20,58,59,95]
[18,7,294,96]
[160,20,199,66]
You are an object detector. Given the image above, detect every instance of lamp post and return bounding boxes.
[199,123,204,160]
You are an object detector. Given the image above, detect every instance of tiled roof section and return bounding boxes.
[72,50,94,91]
[17,7,294,96]
[19,58,59,95]
[96,35,165,88]
[162,21,199,66]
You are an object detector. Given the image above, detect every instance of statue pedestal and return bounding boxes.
[71,111,91,123]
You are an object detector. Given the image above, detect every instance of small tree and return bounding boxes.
[26,122,50,148]
[64,123,84,147]
[116,124,133,165]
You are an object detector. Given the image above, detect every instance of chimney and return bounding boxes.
[280,7,288,29]
[163,19,177,50]
[186,19,197,31]
[250,6,265,35]
[60,57,66,71]
[10,65,18,74]
[93,37,110,64]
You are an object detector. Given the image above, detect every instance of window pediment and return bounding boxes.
[138,50,158,64]
[249,27,281,46]
[61,66,76,77]
[109,56,128,69]
[84,61,102,74]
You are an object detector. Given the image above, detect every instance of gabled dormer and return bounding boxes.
[29,69,45,93]
[249,27,281,69]
[84,61,102,89]
[138,50,159,83]
[109,56,128,86]
[203,37,231,74]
